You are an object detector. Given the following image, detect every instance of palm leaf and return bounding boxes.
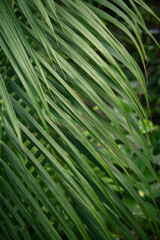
[0,0,159,239]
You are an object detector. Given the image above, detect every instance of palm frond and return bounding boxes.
[0,0,159,239]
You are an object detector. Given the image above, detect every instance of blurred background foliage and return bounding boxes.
[141,0,160,158]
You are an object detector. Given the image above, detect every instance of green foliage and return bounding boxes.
[0,0,159,239]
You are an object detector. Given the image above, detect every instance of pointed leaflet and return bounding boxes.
[0,75,22,146]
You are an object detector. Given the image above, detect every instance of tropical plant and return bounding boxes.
[0,0,159,239]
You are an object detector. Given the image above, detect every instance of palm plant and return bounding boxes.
[0,0,159,239]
